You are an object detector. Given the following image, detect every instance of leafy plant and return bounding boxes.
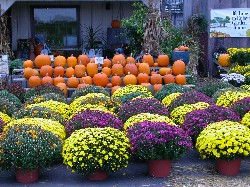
[230,51,250,66]
[229,97,250,118]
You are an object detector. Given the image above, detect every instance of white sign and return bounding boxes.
[95,57,104,65]
[210,8,250,37]
[0,61,9,75]
[2,55,8,62]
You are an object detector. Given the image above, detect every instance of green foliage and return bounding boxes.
[121,2,148,55]
[230,51,250,66]
[0,90,22,108]
[8,59,23,74]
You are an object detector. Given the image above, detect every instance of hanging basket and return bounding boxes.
[216,158,241,176]
[16,169,39,183]
[148,160,172,178]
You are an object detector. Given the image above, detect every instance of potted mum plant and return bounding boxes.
[127,121,192,177]
[196,120,250,176]
[0,125,63,183]
[62,127,130,181]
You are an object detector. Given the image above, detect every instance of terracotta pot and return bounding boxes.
[216,158,241,176]
[148,160,172,178]
[87,169,109,181]
[16,169,39,183]
[111,20,121,28]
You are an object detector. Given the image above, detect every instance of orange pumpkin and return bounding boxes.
[138,63,150,75]
[111,63,124,77]
[111,86,121,95]
[102,67,112,78]
[77,53,89,66]
[93,73,108,87]
[111,75,122,86]
[80,73,93,85]
[67,54,77,68]
[178,46,186,51]
[150,74,162,85]
[153,63,158,67]
[123,73,137,86]
[77,83,89,89]
[157,54,169,67]
[65,67,75,78]
[159,67,172,76]
[35,54,51,68]
[33,69,40,76]
[112,54,126,66]
[67,75,79,88]
[137,73,149,84]
[124,62,138,76]
[54,65,65,77]
[40,65,53,77]
[102,57,112,68]
[142,53,154,67]
[86,63,98,78]
[154,84,162,93]
[172,60,186,75]
[54,55,66,67]
[141,83,151,86]
[175,74,186,85]
[218,54,231,67]
[23,60,34,68]
[106,83,113,88]
[41,74,53,85]
[163,74,175,84]
[54,76,65,86]
[28,75,41,88]
[126,55,135,64]
[75,62,86,78]
[23,67,35,80]
[56,82,67,95]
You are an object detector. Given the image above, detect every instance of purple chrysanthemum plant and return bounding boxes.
[229,97,250,118]
[182,105,241,144]
[168,90,214,112]
[118,98,169,123]
[127,121,192,160]
[65,109,124,137]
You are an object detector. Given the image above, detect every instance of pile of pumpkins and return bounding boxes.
[22,53,187,95]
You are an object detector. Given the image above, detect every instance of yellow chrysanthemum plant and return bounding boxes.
[124,113,175,130]
[62,127,130,176]
[162,92,182,107]
[196,120,250,161]
[242,111,250,128]
[111,85,153,98]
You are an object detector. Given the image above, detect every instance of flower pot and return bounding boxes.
[87,169,109,181]
[16,169,39,183]
[216,158,241,176]
[148,160,172,177]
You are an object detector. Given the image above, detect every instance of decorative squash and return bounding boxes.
[93,73,108,87]
[159,67,172,76]
[102,57,112,68]
[157,54,169,67]
[112,54,126,66]
[175,74,186,85]
[138,63,150,75]
[172,60,186,75]
[124,62,138,76]
[35,54,51,68]
[54,65,65,77]
[53,76,65,86]
[102,67,112,78]
[123,72,137,86]
[56,82,67,95]
[154,84,162,93]
[86,62,98,78]
[80,73,93,85]
[163,74,175,84]
[111,75,122,86]
[65,67,75,78]
[150,73,162,85]
[75,62,86,78]
[28,75,41,88]
[126,55,135,64]
[67,75,79,88]
[218,54,231,67]
[40,65,53,77]
[54,55,66,67]
[111,63,124,77]
[137,73,149,84]
[67,54,77,68]
[142,53,154,67]
[111,86,121,95]
[23,67,35,80]
[77,53,89,66]
[23,60,34,68]
[106,83,113,88]
[41,74,53,85]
